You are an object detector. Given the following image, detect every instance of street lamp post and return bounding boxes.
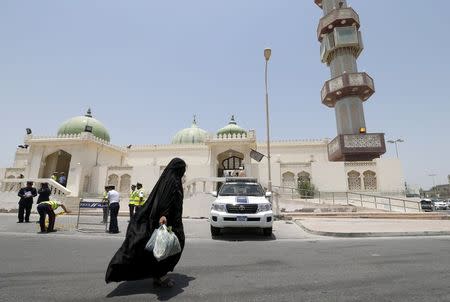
[387,139,404,159]
[264,48,272,193]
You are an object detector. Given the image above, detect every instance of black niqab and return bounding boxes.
[105,158,186,283]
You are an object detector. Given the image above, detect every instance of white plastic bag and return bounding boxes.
[149,225,182,261]
[144,228,159,252]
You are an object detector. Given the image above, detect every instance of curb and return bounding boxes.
[295,220,450,238]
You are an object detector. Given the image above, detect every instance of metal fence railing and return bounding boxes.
[272,185,421,213]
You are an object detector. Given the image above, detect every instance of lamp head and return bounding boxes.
[264,48,272,61]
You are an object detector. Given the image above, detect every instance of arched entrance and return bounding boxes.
[217,149,244,178]
[40,150,72,185]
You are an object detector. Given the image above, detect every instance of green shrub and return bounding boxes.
[297,181,315,198]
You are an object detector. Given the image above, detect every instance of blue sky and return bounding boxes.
[0,0,449,189]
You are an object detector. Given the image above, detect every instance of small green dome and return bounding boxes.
[217,115,247,136]
[57,109,111,142]
[172,117,208,144]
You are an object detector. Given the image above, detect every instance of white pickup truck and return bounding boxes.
[210,178,273,237]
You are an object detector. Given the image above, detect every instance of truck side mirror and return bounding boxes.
[265,192,272,198]
[211,191,218,197]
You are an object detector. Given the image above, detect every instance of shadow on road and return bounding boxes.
[106,273,195,301]
[212,228,276,242]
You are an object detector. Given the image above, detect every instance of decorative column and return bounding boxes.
[314,0,385,161]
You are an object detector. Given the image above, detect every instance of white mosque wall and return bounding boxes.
[311,162,347,192]
[126,145,209,167]
[1,135,406,198]
[90,166,108,195]
[13,149,29,168]
[106,145,211,196]
[250,163,260,180]
[375,158,405,194]
[256,140,329,164]
[75,144,123,196]
[27,145,46,179]
[257,161,281,189]
[130,165,160,194]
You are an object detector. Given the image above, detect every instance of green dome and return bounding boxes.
[172,117,208,144]
[217,115,247,136]
[57,109,111,142]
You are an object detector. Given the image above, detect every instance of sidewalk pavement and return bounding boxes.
[0,213,311,240]
[296,218,450,237]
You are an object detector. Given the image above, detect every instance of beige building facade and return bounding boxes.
[1,110,405,199]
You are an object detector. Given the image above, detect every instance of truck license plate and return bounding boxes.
[237,216,247,221]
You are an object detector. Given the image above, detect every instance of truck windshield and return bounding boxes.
[219,183,264,197]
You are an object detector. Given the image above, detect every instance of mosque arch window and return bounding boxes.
[363,170,377,191]
[108,174,119,189]
[347,170,361,191]
[298,171,311,184]
[120,174,131,193]
[222,156,243,170]
[282,172,296,191]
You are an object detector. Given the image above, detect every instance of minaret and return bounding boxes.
[314,0,385,161]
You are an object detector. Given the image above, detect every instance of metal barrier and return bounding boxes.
[272,185,421,213]
[76,199,108,232]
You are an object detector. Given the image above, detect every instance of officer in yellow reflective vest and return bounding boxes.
[101,186,109,223]
[135,183,146,213]
[128,184,138,220]
[37,200,70,233]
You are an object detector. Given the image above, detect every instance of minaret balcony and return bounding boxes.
[317,8,360,41]
[328,133,386,161]
[321,72,375,108]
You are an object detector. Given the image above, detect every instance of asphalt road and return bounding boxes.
[1,228,450,302]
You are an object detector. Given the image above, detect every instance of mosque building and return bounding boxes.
[1,108,404,199]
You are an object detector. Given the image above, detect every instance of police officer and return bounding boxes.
[128,184,138,219]
[107,186,120,234]
[37,200,70,233]
[135,183,146,213]
[101,186,109,223]
[17,181,37,223]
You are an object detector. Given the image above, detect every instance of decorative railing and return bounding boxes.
[317,7,360,41]
[25,133,125,152]
[0,178,72,211]
[208,130,256,141]
[0,178,71,196]
[258,138,329,146]
[184,177,226,197]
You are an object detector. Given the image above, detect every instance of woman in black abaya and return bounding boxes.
[105,158,186,287]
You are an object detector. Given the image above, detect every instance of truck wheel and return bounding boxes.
[263,227,272,237]
[211,225,221,236]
